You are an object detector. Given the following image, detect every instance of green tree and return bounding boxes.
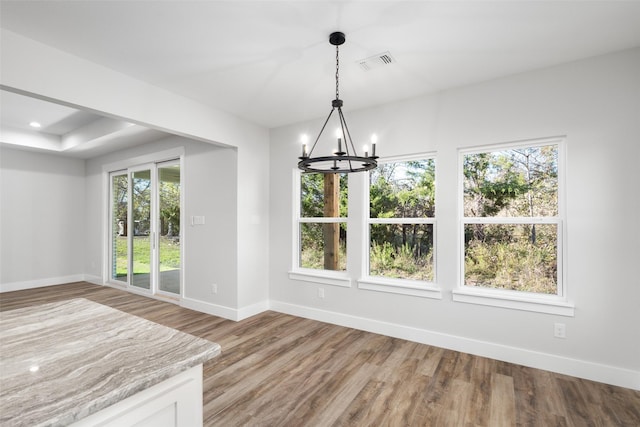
[132,174,151,235]
[301,173,347,218]
[160,180,180,236]
[299,173,347,270]
[369,159,436,278]
[508,146,558,242]
[463,153,526,218]
[113,175,128,233]
[462,145,559,293]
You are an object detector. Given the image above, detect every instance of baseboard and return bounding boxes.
[0,275,86,293]
[2,275,269,322]
[179,297,232,321]
[83,275,103,286]
[181,297,270,321]
[237,300,271,321]
[270,300,640,391]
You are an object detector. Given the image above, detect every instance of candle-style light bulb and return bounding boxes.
[363,145,369,158]
[301,134,308,157]
[334,128,345,154]
[371,134,378,157]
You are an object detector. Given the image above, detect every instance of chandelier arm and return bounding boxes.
[337,109,350,156]
[306,107,336,157]
[337,108,355,171]
[338,107,358,157]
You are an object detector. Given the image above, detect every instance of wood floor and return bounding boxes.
[1,282,639,426]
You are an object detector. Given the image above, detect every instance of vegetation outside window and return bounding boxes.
[111,172,128,284]
[298,173,348,271]
[461,140,563,296]
[368,158,436,282]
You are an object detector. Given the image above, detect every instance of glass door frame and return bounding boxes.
[128,163,156,294]
[155,159,182,298]
[109,170,130,287]
[106,155,183,298]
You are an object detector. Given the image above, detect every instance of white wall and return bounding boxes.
[0,147,86,289]
[1,29,270,314]
[269,48,640,389]
[85,136,239,310]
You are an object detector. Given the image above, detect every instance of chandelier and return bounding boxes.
[298,32,378,173]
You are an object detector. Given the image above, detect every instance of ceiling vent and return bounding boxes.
[357,52,396,71]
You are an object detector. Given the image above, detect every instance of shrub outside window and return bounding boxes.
[461,140,563,296]
[298,172,348,271]
[368,158,436,282]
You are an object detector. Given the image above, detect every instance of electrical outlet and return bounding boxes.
[554,322,566,338]
[212,284,218,294]
[318,288,325,299]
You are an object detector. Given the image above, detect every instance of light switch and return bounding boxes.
[191,215,205,226]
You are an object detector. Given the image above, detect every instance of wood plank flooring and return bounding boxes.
[1,282,639,426]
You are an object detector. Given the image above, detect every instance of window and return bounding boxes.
[359,155,440,298]
[454,138,572,315]
[291,171,350,286]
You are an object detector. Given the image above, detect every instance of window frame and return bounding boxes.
[289,169,351,287]
[453,137,574,316]
[357,153,441,299]
[109,170,130,287]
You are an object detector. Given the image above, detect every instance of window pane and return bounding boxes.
[111,174,128,283]
[370,159,435,218]
[369,224,434,281]
[158,164,181,294]
[131,169,151,290]
[463,145,558,217]
[464,223,557,294]
[301,173,347,217]
[300,222,346,271]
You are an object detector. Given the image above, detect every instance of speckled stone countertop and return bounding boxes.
[0,298,221,427]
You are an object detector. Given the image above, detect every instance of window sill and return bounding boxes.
[288,270,352,288]
[358,277,442,299]
[452,288,575,316]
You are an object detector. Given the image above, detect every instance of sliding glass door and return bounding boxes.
[110,172,129,284]
[131,166,153,290]
[157,161,181,294]
[109,160,181,296]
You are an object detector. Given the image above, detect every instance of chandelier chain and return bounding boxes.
[335,44,340,100]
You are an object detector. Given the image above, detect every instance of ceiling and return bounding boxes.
[0,90,170,158]
[1,1,640,157]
